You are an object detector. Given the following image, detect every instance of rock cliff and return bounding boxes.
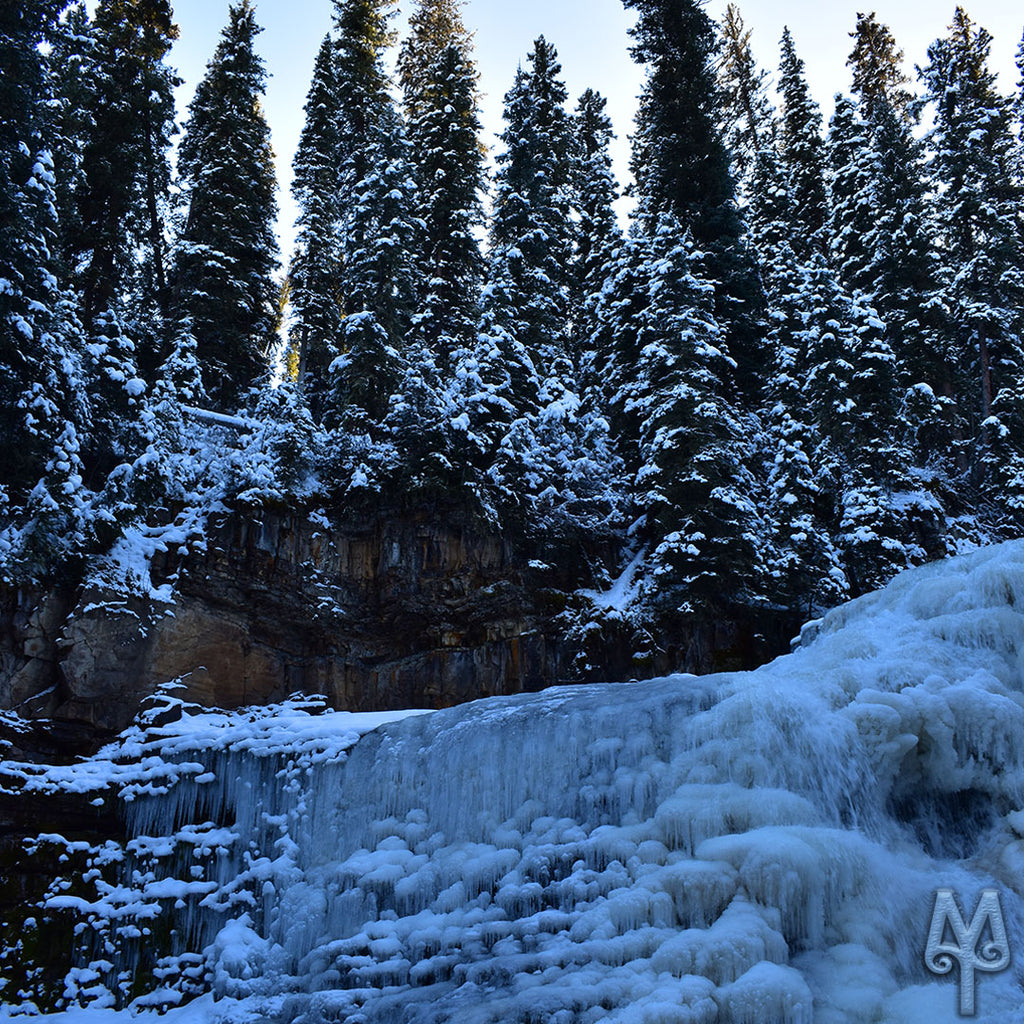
[1,508,575,741]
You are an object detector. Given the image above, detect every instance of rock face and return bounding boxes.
[1,509,568,739]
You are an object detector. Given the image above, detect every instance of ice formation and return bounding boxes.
[5,541,1024,1023]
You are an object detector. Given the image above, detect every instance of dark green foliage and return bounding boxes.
[847,10,912,119]
[289,35,344,417]
[323,0,422,443]
[399,0,487,371]
[487,38,576,381]
[0,0,87,500]
[918,7,1024,521]
[717,3,774,190]
[777,27,827,256]
[69,0,179,339]
[624,0,765,401]
[173,0,280,412]
[572,88,622,361]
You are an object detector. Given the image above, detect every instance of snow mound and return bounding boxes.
[5,542,1024,1023]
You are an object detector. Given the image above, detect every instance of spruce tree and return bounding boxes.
[173,0,281,412]
[777,27,827,256]
[761,316,848,617]
[485,39,576,388]
[624,217,761,620]
[745,146,795,301]
[624,0,764,395]
[470,42,576,506]
[918,6,1024,511]
[0,0,88,503]
[46,1,93,285]
[70,0,179,341]
[289,35,343,419]
[847,10,912,120]
[398,0,487,372]
[826,94,874,291]
[836,15,957,486]
[1017,32,1024,157]
[324,0,423,444]
[717,3,774,191]
[572,89,622,366]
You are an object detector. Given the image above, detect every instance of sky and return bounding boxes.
[162,0,1024,258]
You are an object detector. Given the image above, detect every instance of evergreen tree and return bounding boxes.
[777,27,827,256]
[397,0,473,114]
[470,42,577,508]
[46,1,93,285]
[847,10,912,119]
[717,3,774,190]
[623,216,761,620]
[918,6,1024,513]
[834,15,957,485]
[745,146,795,301]
[289,35,343,418]
[573,89,622,306]
[624,0,764,396]
[1017,32,1024,158]
[761,310,848,617]
[572,86,623,413]
[0,0,88,501]
[826,94,874,291]
[858,103,953,411]
[70,0,179,343]
[486,39,576,387]
[324,0,422,441]
[173,0,281,412]
[399,0,487,372]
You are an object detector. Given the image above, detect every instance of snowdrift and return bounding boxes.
[5,541,1024,1023]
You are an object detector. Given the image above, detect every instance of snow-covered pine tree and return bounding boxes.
[572,88,622,363]
[761,295,848,618]
[847,10,912,121]
[45,2,93,286]
[826,95,874,293]
[717,3,774,194]
[1017,31,1024,166]
[623,215,762,621]
[0,0,88,508]
[745,145,795,302]
[624,0,764,399]
[289,36,343,421]
[68,0,179,358]
[830,16,959,500]
[470,41,623,531]
[173,0,281,412]
[486,37,576,382]
[787,254,924,592]
[323,0,425,462]
[470,40,576,496]
[777,27,827,258]
[918,7,1024,524]
[398,0,487,374]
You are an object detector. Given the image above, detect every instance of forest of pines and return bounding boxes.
[2,0,1023,676]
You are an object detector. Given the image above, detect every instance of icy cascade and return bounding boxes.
[5,541,1024,1023]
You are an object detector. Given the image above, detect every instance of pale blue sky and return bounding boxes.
[162,0,1023,256]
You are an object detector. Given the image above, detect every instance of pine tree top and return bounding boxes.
[398,0,476,119]
[847,11,912,119]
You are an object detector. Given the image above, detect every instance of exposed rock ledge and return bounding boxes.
[1,509,570,741]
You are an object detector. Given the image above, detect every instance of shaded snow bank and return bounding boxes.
[5,542,1024,1022]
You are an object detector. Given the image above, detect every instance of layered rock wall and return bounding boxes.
[1,509,565,739]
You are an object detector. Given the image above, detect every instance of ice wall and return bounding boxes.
[6,541,1024,1023]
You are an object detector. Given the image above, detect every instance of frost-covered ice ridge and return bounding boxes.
[5,542,1024,1023]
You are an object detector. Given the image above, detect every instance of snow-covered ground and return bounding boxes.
[5,542,1024,1022]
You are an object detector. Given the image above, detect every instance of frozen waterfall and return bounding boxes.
[4,541,1024,1023]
